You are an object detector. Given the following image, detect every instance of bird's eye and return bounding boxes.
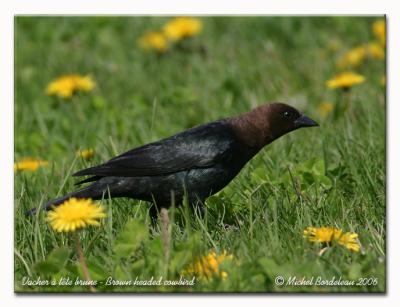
[283,111,292,119]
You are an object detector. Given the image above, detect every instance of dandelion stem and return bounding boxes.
[343,89,352,114]
[160,207,170,276]
[73,232,96,293]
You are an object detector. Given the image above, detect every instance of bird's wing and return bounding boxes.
[72,121,236,177]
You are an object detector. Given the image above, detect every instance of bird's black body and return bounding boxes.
[26,103,318,216]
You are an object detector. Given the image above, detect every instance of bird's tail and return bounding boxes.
[25,186,104,216]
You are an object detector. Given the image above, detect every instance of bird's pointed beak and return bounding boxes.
[295,114,319,128]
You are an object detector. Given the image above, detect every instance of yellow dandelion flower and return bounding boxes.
[163,17,202,41]
[46,75,95,98]
[303,227,342,243]
[364,42,385,60]
[336,46,367,68]
[317,102,334,119]
[182,250,233,280]
[303,226,360,252]
[14,158,48,172]
[326,71,365,90]
[336,41,385,68]
[75,75,95,92]
[337,232,360,252]
[77,148,95,160]
[139,31,168,53]
[372,20,385,46]
[47,198,106,232]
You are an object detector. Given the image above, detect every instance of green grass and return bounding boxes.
[14,16,385,293]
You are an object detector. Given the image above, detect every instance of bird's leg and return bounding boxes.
[160,207,170,274]
[149,204,159,229]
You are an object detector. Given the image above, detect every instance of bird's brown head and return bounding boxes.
[229,102,319,148]
[264,102,319,139]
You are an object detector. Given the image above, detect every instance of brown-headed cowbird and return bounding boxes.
[26,102,318,217]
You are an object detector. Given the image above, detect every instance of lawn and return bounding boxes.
[14,16,386,293]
